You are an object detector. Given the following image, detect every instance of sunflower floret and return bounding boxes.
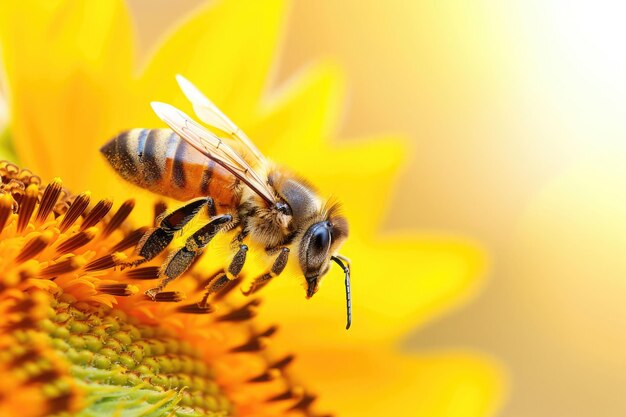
[45,299,231,416]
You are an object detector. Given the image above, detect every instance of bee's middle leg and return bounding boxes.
[146,213,233,299]
[196,243,249,308]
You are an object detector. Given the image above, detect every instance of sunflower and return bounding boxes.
[0,1,506,417]
[0,165,333,417]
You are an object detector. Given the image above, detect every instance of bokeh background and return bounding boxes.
[16,0,624,415]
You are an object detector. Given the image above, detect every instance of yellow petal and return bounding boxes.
[0,92,12,161]
[292,347,506,417]
[140,0,287,126]
[250,63,345,152]
[0,0,134,190]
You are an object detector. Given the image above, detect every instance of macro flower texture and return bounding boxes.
[0,1,505,417]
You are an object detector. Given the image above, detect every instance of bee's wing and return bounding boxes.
[151,102,276,206]
[175,74,265,163]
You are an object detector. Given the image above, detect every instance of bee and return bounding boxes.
[100,75,352,328]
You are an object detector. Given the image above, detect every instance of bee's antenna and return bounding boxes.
[331,255,352,330]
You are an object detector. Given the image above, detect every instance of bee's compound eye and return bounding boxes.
[303,222,331,275]
[311,225,331,254]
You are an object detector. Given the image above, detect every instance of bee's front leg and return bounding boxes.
[242,247,290,296]
[145,213,232,300]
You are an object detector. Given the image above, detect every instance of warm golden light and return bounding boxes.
[3,0,625,415]
[0,1,503,417]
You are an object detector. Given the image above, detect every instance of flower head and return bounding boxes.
[0,164,333,417]
[0,1,506,416]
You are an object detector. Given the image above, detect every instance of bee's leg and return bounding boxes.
[231,230,248,247]
[123,197,210,268]
[226,217,249,249]
[196,244,249,308]
[242,248,289,296]
[205,197,217,217]
[146,214,232,299]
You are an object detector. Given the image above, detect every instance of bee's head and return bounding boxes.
[268,170,349,298]
[298,211,349,298]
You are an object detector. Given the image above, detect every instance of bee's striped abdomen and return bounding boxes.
[101,129,240,209]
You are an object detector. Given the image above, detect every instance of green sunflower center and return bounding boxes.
[43,294,232,417]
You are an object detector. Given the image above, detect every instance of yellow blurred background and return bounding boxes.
[127,0,626,415]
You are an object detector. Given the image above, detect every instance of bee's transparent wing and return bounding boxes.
[151,102,276,206]
[176,74,265,163]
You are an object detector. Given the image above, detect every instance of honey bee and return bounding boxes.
[101,75,352,328]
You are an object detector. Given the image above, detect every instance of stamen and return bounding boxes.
[102,199,135,238]
[80,199,112,231]
[84,252,127,272]
[3,179,25,199]
[177,303,214,314]
[97,283,139,296]
[0,192,14,233]
[110,227,148,252]
[257,325,278,338]
[16,167,41,186]
[286,393,317,412]
[59,192,90,232]
[271,354,296,370]
[27,369,60,384]
[0,160,19,176]
[230,335,269,353]
[247,368,283,383]
[124,266,160,279]
[16,231,54,263]
[34,177,62,225]
[55,227,97,255]
[268,387,304,402]
[53,188,73,216]
[217,299,261,322]
[11,350,41,367]
[7,297,37,313]
[38,256,86,277]
[149,291,186,302]
[47,393,75,415]
[18,266,37,282]
[5,317,36,331]
[247,354,295,383]
[17,183,39,233]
